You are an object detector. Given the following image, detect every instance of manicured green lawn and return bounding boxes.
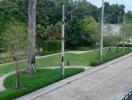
[0,68,84,100]
[90,48,132,66]
[0,47,131,99]
[0,47,131,75]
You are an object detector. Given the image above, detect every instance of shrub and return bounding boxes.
[90,48,132,66]
[42,40,61,54]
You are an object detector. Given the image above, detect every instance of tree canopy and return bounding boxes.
[0,0,127,50]
[102,2,125,24]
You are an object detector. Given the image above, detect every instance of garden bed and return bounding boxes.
[0,68,84,100]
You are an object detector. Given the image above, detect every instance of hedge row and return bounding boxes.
[42,40,61,52]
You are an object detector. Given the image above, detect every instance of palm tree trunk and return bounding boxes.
[26,0,37,73]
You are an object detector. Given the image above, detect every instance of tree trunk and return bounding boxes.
[108,46,112,54]
[116,45,119,55]
[16,61,21,88]
[122,42,125,53]
[26,0,37,73]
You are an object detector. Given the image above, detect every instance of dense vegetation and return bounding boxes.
[0,0,130,52]
[0,0,131,99]
[0,47,131,99]
[0,0,98,51]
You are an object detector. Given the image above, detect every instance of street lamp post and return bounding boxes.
[123,13,126,25]
[122,13,126,53]
[61,4,65,78]
[99,0,104,61]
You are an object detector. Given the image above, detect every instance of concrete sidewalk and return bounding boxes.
[17,53,132,100]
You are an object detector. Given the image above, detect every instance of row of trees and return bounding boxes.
[0,0,99,51]
[0,0,129,52]
[126,11,132,23]
[103,2,125,23]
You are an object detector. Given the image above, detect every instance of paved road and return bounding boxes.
[32,55,132,100]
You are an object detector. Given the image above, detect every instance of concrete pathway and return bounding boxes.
[0,47,107,67]
[66,49,97,54]
[0,72,14,91]
[66,47,109,54]
[18,53,132,100]
[0,52,61,67]
[0,48,105,91]
[39,66,91,70]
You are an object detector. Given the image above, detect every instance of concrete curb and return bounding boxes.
[16,52,132,100]
[0,72,14,91]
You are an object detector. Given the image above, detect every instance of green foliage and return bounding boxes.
[66,17,84,48]
[0,36,5,52]
[90,48,132,66]
[46,22,61,40]
[82,17,99,46]
[0,68,84,100]
[0,0,100,51]
[0,56,13,64]
[122,23,132,37]
[126,11,132,23]
[0,9,7,52]
[0,0,127,51]
[4,20,27,61]
[66,17,99,48]
[104,36,121,47]
[42,40,61,52]
[120,23,132,46]
[0,48,131,75]
[102,2,125,24]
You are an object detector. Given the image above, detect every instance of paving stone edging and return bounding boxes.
[16,52,132,100]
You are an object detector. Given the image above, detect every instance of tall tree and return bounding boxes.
[65,17,83,48]
[82,17,99,46]
[126,11,132,23]
[26,0,37,73]
[101,2,125,24]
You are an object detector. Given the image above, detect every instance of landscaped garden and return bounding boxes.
[0,47,131,75]
[0,47,131,99]
[0,0,132,99]
[0,68,84,100]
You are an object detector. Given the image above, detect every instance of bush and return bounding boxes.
[42,40,61,54]
[103,36,121,47]
[90,48,132,66]
[0,53,27,64]
[0,57,12,64]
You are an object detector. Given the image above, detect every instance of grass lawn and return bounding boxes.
[0,47,131,75]
[90,47,132,66]
[0,47,131,99]
[0,68,84,100]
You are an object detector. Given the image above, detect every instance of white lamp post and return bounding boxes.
[61,4,65,78]
[99,0,104,61]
